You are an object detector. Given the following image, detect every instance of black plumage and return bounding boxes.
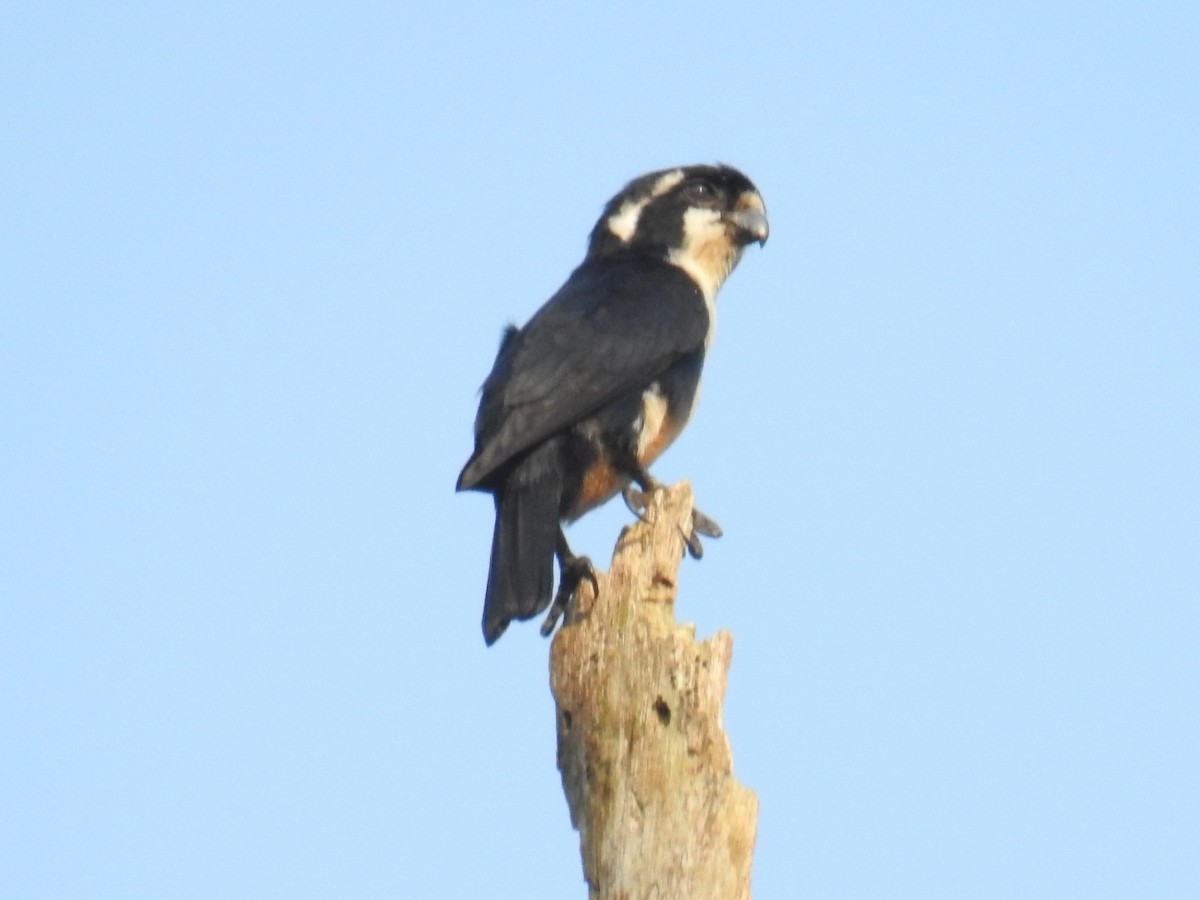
[458,164,768,644]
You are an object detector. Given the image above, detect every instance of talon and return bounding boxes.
[691,507,722,539]
[622,485,651,521]
[682,507,722,559]
[582,564,599,594]
[622,475,665,522]
[540,552,596,637]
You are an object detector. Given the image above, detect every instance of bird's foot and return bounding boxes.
[621,481,662,521]
[622,482,722,559]
[681,506,723,559]
[539,553,598,637]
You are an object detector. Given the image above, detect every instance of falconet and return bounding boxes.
[457,164,768,644]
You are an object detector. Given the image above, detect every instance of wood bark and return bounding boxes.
[549,482,757,899]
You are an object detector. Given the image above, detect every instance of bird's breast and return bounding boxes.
[565,456,623,521]
[635,382,686,468]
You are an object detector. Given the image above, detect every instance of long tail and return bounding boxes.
[482,448,562,645]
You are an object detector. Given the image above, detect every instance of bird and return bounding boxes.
[457,164,768,645]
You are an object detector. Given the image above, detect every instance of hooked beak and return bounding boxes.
[726,192,769,247]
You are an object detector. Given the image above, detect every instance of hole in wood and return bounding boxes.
[653,697,671,726]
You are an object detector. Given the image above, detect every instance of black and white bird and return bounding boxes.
[457,164,768,644]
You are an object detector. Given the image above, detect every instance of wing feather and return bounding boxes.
[458,257,707,489]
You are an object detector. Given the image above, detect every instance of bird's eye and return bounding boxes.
[683,181,717,203]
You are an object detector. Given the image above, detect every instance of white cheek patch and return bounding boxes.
[668,207,724,298]
[606,198,645,242]
[636,382,669,458]
[667,206,738,348]
[604,169,685,244]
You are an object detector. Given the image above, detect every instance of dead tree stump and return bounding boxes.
[549,481,757,899]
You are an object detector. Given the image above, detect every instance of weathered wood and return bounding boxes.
[550,482,757,899]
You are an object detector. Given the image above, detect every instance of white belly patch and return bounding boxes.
[636,383,670,459]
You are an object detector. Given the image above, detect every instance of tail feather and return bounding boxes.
[482,451,562,644]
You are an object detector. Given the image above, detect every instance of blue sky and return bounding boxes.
[3,2,1197,897]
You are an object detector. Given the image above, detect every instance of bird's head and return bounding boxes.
[588,164,769,301]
